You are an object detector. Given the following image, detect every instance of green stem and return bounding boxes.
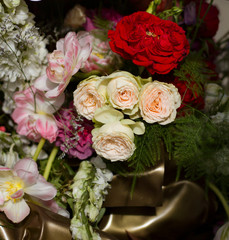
[43,146,59,180]
[33,138,46,162]
[175,165,182,181]
[190,0,214,47]
[208,182,229,220]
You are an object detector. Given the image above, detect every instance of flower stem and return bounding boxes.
[190,0,214,47]
[33,138,46,162]
[208,181,229,220]
[43,146,59,180]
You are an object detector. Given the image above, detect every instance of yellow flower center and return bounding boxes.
[37,110,48,115]
[146,31,157,37]
[4,178,24,202]
[94,52,104,59]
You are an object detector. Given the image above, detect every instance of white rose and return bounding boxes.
[106,71,140,114]
[73,77,105,120]
[139,81,181,125]
[204,83,228,112]
[3,0,20,8]
[92,121,136,162]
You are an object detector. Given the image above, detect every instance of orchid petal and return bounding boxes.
[25,175,57,201]
[3,199,30,223]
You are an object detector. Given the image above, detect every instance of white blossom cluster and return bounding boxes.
[0,131,48,168]
[0,0,48,113]
[70,158,113,240]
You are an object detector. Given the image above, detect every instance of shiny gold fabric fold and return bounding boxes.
[0,203,119,240]
[99,180,212,240]
[104,159,164,207]
[0,203,72,240]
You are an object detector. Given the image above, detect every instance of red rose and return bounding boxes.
[173,78,204,110]
[108,11,190,75]
[197,2,219,38]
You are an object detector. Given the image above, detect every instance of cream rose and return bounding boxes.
[92,121,136,162]
[73,77,105,120]
[139,81,181,125]
[106,71,141,114]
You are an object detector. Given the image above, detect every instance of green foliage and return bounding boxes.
[39,157,75,210]
[157,6,183,22]
[171,113,229,186]
[174,53,215,95]
[128,123,172,172]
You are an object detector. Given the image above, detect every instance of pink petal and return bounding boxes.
[64,32,78,54]
[3,199,30,223]
[44,79,69,99]
[34,74,58,92]
[40,93,65,114]
[56,38,64,52]
[14,158,39,186]
[0,191,5,205]
[14,158,38,176]
[11,108,31,124]
[35,116,58,143]
[13,87,35,108]
[10,189,24,199]
[0,166,11,171]
[76,31,92,64]
[25,175,57,201]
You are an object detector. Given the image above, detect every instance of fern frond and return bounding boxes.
[174,53,215,95]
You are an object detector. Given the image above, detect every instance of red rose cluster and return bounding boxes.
[108,11,190,75]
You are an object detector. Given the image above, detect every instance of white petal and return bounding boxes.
[25,175,57,201]
[3,199,30,223]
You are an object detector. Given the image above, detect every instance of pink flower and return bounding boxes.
[0,126,6,132]
[11,86,64,143]
[81,30,121,74]
[55,104,94,159]
[0,158,57,223]
[35,31,92,98]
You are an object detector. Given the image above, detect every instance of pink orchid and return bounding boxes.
[11,86,64,143]
[0,158,57,223]
[34,31,92,98]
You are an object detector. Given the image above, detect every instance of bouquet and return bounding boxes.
[0,0,229,239]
